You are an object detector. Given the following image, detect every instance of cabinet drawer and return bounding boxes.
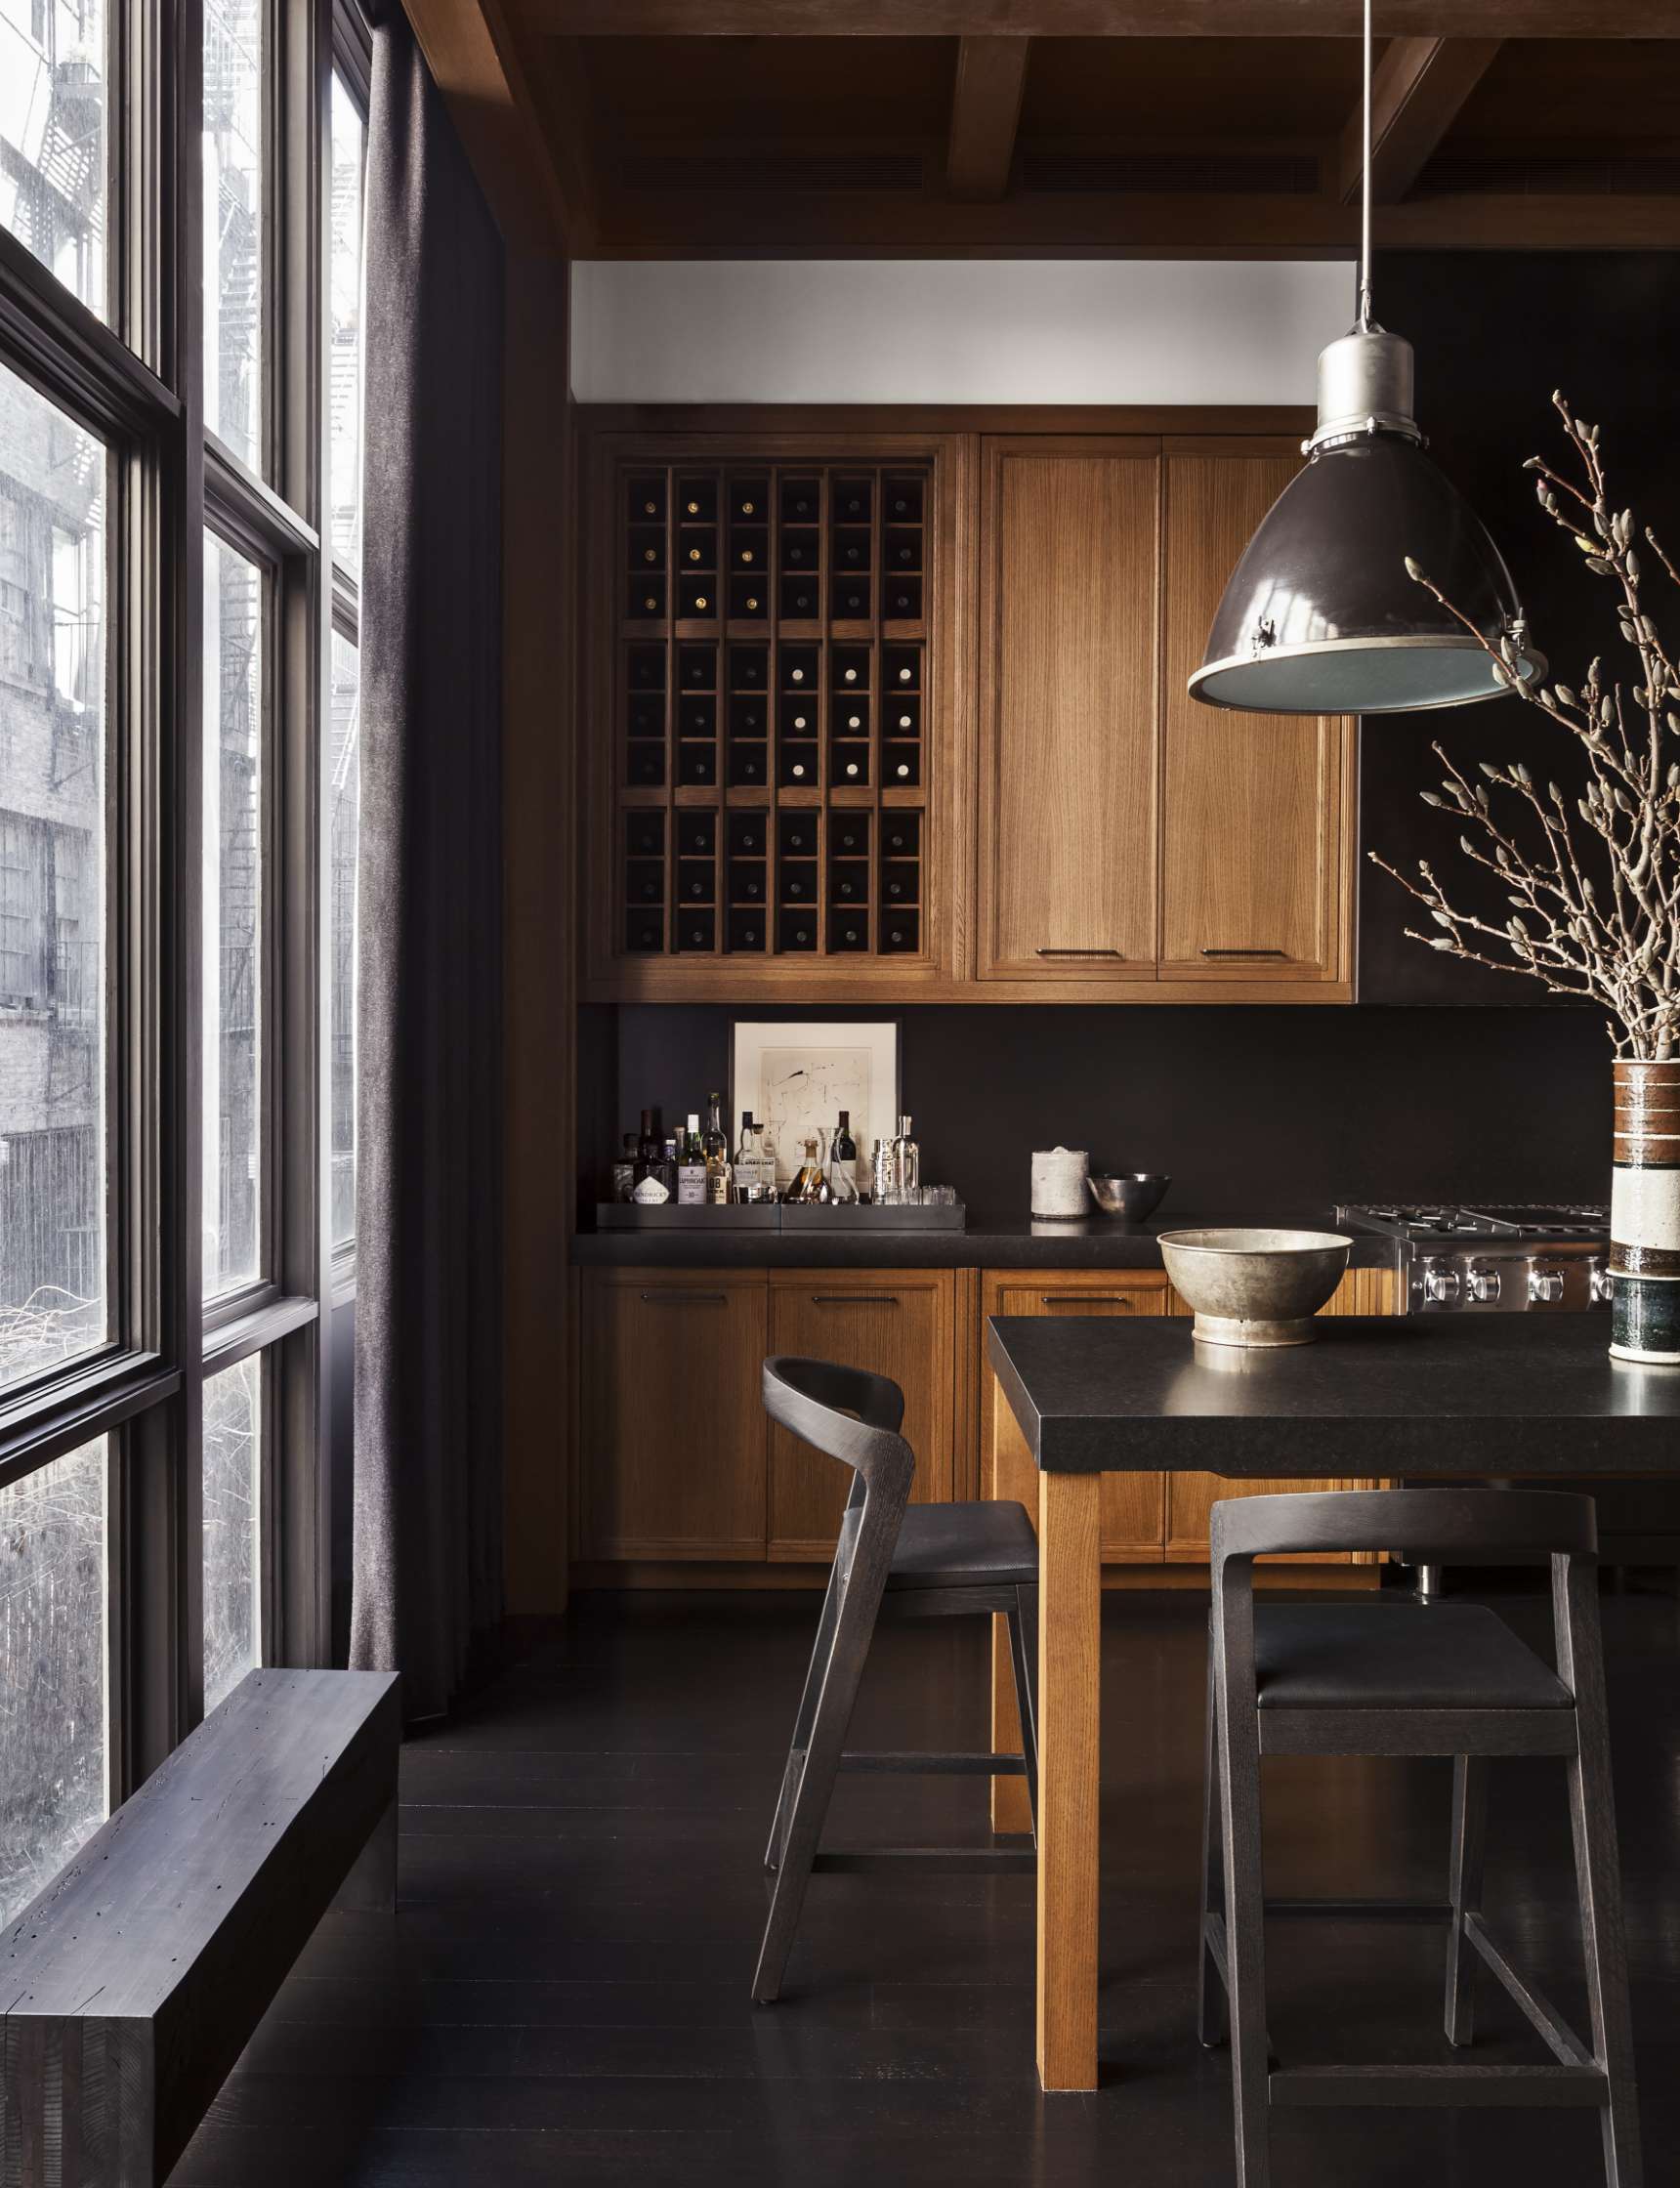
[768,1270,955,1559]
[580,1270,769,1560]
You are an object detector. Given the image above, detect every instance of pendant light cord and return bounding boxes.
[1358,0,1373,330]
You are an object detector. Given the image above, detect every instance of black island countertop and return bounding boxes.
[570,1209,1402,1272]
[987,1312,1680,1476]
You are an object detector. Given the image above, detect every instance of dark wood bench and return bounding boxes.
[1,1666,399,2186]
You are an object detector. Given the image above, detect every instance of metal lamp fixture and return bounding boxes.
[1188,0,1538,716]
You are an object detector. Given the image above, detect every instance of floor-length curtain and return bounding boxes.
[352,0,505,1719]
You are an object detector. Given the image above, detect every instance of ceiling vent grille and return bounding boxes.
[1020,150,1321,195]
[1416,153,1680,197]
[618,151,927,194]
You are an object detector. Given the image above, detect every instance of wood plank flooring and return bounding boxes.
[170,1585,1680,2185]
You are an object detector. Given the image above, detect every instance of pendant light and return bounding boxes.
[1188,0,1538,715]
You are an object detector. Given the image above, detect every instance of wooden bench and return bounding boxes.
[1,1666,399,2186]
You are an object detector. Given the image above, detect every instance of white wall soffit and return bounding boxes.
[569,258,1357,407]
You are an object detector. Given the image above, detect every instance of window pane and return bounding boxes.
[327,72,364,577]
[0,0,107,316]
[203,0,266,471]
[0,1436,106,1923]
[328,628,358,1250]
[203,1353,259,1713]
[202,530,263,1295]
[0,360,108,1392]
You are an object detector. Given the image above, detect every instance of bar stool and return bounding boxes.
[752,1354,1039,2004]
[1199,1488,1641,2187]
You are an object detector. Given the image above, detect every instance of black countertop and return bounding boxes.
[986,1313,1680,1476]
[571,1210,1400,1272]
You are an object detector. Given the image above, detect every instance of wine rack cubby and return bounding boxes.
[603,451,941,978]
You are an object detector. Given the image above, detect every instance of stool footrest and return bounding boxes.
[839,1749,1026,1776]
[813,1847,1035,1874]
[1270,2064,1608,2109]
[1265,1897,1453,1923]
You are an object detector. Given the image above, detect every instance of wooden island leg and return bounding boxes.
[1036,1467,1103,2092]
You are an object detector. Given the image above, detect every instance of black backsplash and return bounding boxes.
[580,251,1670,1223]
[584,1001,1612,1217]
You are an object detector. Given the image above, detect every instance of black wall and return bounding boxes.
[583,1000,1610,1217]
[580,253,1675,1222]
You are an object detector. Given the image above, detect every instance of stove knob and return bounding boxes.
[1422,1258,1461,1305]
[1588,1258,1615,1306]
[1528,1263,1566,1305]
[1467,1263,1501,1304]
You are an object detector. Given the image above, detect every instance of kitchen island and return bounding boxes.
[985,1313,1680,2095]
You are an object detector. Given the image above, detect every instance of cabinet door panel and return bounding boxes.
[1163,1267,1398,1562]
[1160,449,1346,980]
[581,1271,768,1559]
[984,1273,1170,1560]
[769,1271,955,1559]
[979,440,1160,981]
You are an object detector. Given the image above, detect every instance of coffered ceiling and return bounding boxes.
[399,2,1680,259]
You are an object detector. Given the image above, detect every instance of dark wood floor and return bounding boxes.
[172,1582,1680,2186]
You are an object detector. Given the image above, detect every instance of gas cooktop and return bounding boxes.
[1336,1202,1608,1243]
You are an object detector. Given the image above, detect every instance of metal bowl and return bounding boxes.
[1088,1172,1170,1222]
[1157,1226,1351,1348]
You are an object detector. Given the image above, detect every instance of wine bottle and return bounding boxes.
[828,1111,859,1203]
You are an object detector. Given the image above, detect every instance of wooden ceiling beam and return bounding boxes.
[1339,36,1503,205]
[399,0,594,256]
[527,2,1680,36]
[946,35,1032,199]
[583,188,1680,256]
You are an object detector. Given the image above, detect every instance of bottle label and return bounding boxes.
[632,1176,671,1205]
[677,1164,706,1206]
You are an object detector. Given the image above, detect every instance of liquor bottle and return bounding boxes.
[662,1135,679,1198]
[892,1115,920,1197]
[632,1109,670,1204]
[677,1115,707,1206]
[760,1116,780,1198]
[702,1091,732,1206]
[611,1131,638,1203]
[789,1136,829,1204]
[827,1112,859,1203]
[732,1111,762,1202]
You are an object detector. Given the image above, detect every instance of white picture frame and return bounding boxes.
[731,1020,900,1193]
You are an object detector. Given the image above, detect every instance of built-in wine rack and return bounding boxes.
[612,459,930,964]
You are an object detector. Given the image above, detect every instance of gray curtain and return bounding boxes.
[351,0,505,1720]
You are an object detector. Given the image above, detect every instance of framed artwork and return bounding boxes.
[731,1020,900,1193]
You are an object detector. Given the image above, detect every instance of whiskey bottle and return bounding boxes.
[677,1116,707,1206]
[702,1091,733,1206]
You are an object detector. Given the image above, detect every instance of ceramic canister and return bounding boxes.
[1031,1147,1089,1220]
[1610,1059,1680,1364]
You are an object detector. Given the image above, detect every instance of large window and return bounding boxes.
[0,359,106,1392]
[327,57,365,1262]
[0,0,108,317]
[0,1435,107,1923]
[0,0,370,1879]
[202,528,265,1297]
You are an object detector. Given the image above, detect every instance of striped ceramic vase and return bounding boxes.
[1611,1059,1680,1364]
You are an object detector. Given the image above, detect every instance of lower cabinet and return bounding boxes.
[767,1270,956,1560]
[579,1269,769,1561]
[578,1262,1398,1569]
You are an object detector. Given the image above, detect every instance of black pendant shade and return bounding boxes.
[1190,322,1537,717]
[1189,434,1536,716]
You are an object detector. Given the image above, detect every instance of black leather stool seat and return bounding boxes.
[886,1499,1038,1589]
[1254,1602,1571,1712]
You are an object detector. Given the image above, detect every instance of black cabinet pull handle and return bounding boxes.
[1035,947,1123,958]
[1041,1295,1135,1307]
[638,1290,727,1305]
[811,1294,901,1306]
[1199,947,1287,958]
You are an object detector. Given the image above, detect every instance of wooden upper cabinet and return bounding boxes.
[1159,446,1353,983]
[978,438,1160,983]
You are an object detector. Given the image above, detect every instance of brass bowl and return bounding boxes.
[1087,1172,1170,1222]
[1158,1226,1351,1348]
